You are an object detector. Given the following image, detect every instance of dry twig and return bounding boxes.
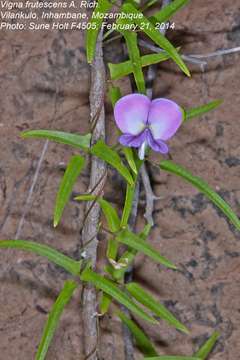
[139,40,240,68]
[140,163,161,226]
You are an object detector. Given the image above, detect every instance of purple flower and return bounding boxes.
[114,94,183,159]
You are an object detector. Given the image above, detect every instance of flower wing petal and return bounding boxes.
[147,131,169,154]
[148,98,183,140]
[114,94,150,135]
[119,129,148,147]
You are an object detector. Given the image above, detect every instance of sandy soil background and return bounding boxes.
[0,0,240,359]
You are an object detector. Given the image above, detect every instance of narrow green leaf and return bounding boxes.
[141,223,152,238]
[80,267,157,323]
[0,240,81,276]
[104,264,116,277]
[21,130,91,150]
[160,160,240,231]
[144,357,201,360]
[99,199,121,232]
[54,155,85,227]
[107,238,119,260]
[116,229,177,269]
[117,22,145,93]
[151,0,190,24]
[86,0,112,63]
[36,280,77,360]
[91,140,134,186]
[141,0,158,12]
[195,331,220,359]
[99,292,112,314]
[126,282,189,334]
[135,157,144,173]
[122,148,138,176]
[184,100,223,121]
[74,194,96,201]
[120,184,136,228]
[75,194,121,233]
[109,52,170,80]
[108,86,122,107]
[116,310,158,357]
[122,3,190,77]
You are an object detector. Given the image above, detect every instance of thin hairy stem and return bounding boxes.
[81,28,106,360]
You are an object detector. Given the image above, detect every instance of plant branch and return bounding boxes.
[81,29,107,360]
[139,40,240,68]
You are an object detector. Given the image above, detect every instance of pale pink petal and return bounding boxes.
[114,94,150,135]
[148,98,183,140]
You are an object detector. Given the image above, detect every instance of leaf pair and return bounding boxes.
[81,266,157,323]
[121,3,190,77]
[22,131,135,227]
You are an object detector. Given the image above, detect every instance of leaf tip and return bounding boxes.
[216,98,224,106]
[20,131,27,138]
[185,68,191,77]
[179,325,190,334]
[87,54,93,64]
[168,261,178,270]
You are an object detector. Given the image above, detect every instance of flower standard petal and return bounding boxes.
[148,98,183,141]
[114,94,151,135]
